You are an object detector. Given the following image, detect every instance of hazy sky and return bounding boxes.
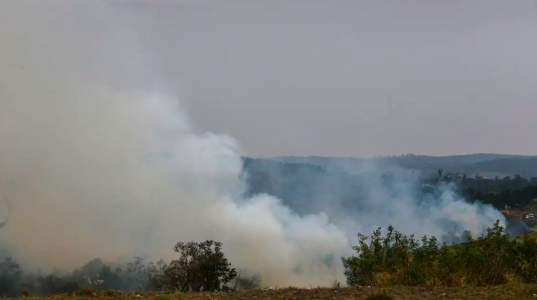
[2,0,537,157]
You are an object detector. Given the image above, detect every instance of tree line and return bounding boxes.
[3,219,537,296]
[0,240,259,297]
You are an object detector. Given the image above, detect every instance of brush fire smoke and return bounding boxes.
[0,0,505,287]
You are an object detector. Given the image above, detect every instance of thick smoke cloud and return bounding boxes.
[0,0,505,287]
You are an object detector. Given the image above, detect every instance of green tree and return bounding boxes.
[165,240,237,292]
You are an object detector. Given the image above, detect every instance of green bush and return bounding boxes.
[342,220,537,286]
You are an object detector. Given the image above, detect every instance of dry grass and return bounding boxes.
[12,284,537,300]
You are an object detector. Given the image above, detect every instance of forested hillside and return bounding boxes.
[270,154,537,178]
[242,157,537,212]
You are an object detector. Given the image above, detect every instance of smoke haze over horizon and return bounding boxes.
[0,0,509,287]
[3,0,536,158]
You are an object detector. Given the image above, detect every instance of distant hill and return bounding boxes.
[455,158,537,178]
[241,157,537,237]
[268,154,537,178]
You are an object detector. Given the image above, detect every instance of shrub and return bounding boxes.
[342,220,537,286]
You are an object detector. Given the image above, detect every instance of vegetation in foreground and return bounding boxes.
[343,220,537,287]
[1,220,536,299]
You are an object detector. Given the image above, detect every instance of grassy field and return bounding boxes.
[12,284,537,300]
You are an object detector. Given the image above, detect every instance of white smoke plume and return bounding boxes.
[0,0,505,287]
